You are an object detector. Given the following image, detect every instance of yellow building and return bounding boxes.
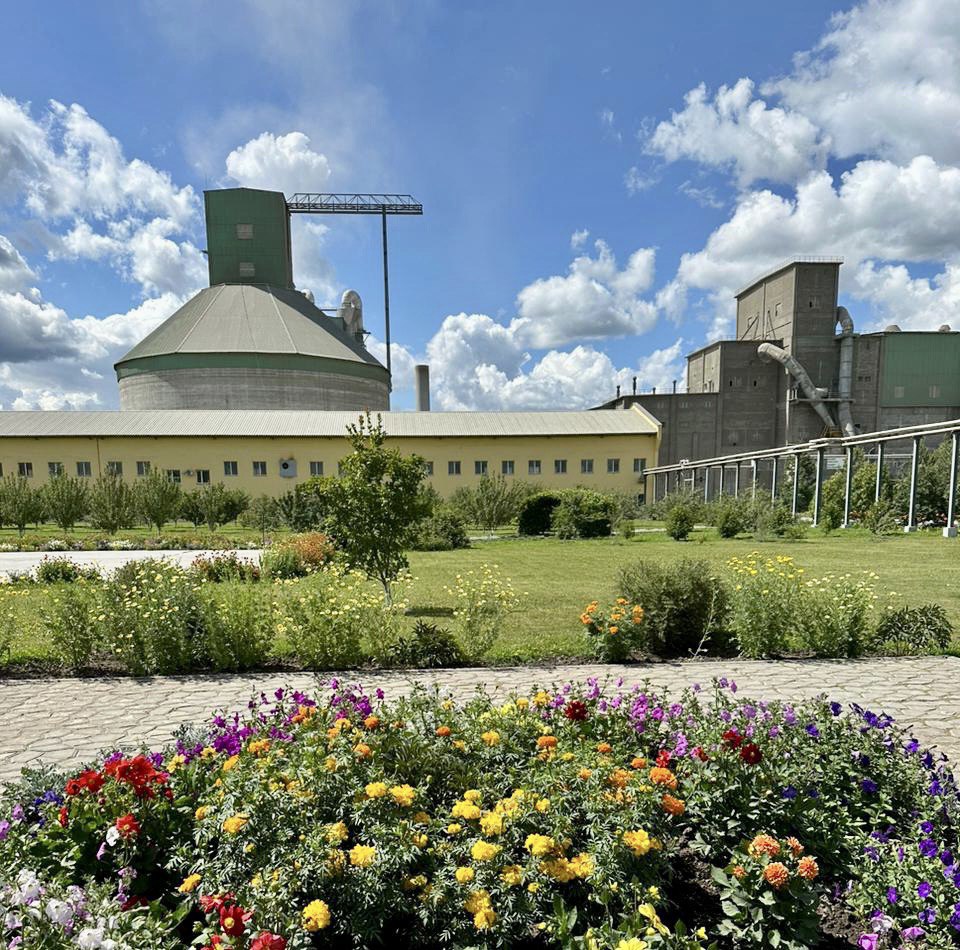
[0,407,660,499]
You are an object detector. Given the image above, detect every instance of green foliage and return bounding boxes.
[553,489,615,539]
[191,552,261,582]
[198,582,274,671]
[712,496,751,538]
[776,454,816,513]
[240,494,282,543]
[449,474,532,532]
[617,558,731,657]
[411,507,470,551]
[871,603,953,655]
[134,468,182,535]
[581,596,646,662]
[319,412,431,591]
[261,533,333,579]
[892,438,955,525]
[40,580,101,671]
[0,475,46,536]
[665,502,695,541]
[88,474,137,534]
[41,475,89,531]
[863,499,900,536]
[283,477,336,531]
[645,488,706,523]
[445,563,522,661]
[379,618,466,668]
[35,556,99,584]
[517,491,563,535]
[182,483,250,532]
[751,502,805,541]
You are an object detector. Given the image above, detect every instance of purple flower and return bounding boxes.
[901,927,925,942]
[861,778,879,794]
[919,908,936,924]
[784,706,797,726]
[919,838,938,858]
[857,934,878,950]
[730,680,738,693]
[918,881,932,899]
[886,887,898,903]
[830,701,842,716]
[0,819,9,840]
[920,820,934,834]
[768,726,781,738]
[742,705,757,720]
[782,785,798,800]
[806,723,821,739]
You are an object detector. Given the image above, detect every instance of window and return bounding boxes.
[774,302,782,318]
[501,460,514,475]
[930,385,941,399]
[48,462,64,477]
[894,385,905,399]
[239,262,255,278]
[475,460,488,476]
[448,461,461,476]
[224,460,239,476]
[18,462,33,478]
[235,223,254,240]
[554,459,567,475]
[581,459,593,475]
[136,461,150,477]
[196,469,210,485]
[107,461,122,476]
[528,460,541,475]
[633,458,646,474]
[607,458,620,474]
[424,461,434,477]
[76,461,92,477]
[309,461,323,477]
[166,469,181,483]
[253,461,267,476]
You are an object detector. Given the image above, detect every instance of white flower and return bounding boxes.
[105,826,120,847]
[45,898,73,926]
[77,927,105,949]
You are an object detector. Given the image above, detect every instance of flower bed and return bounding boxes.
[0,679,958,948]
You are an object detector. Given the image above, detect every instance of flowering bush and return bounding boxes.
[581,597,645,662]
[1,677,958,947]
[445,562,522,661]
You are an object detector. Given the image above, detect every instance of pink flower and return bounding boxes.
[857,935,878,950]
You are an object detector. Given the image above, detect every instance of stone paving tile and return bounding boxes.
[1,657,958,781]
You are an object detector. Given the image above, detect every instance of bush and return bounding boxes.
[41,475,89,531]
[0,588,27,662]
[581,597,646,662]
[751,503,805,541]
[665,502,695,541]
[240,494,283,542]
[40,580,101,671]
[134,468,182,534]
[517,491,563,535]
[380,619,466,668]
[87,474,137,535]
[644,488,705,523]
[445,563,522,661]
[198,583,274,671]
[448,474,531,532]
[618,558,731,657]
[711,496,751,538]
[553,489,615,539]
[871,603,953,655]
[863,499,900,536]
[191,552,260,583]
[411,507,470,551]
[35,556,99,584]
[727,554,804,657]
[261,533,332,579]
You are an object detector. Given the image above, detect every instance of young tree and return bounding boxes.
[450,474,529,533]
[178,491,205,528]
[240,494,282,544]
[0,475,46,536]
[42,474,90,531]
[322,412,431,592]
[220,488,250,526]
[88,474,137,534]
[135,468,182,535]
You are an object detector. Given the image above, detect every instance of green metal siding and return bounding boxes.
[880,333,960,407]
[205,189,293,288]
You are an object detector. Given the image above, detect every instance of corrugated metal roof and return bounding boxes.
[115,284,383,369]
[0,408,658,439]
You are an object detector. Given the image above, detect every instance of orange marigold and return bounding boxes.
[786,836,804,857]
[748,834,781,859]
[436,726,452,738]
[797,856,819,881]
[630,757,647,770]
[536,736,558,750]
[596,742,612,754]
[731,864,746,880]
[577,768,592,780]
[763,862,790,889]
[607,768,631,789]
[353,743,372,759]
[661,794,686,816]
[364,716,380,730]
[648,767,678,789]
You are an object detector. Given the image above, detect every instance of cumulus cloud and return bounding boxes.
[647,78,828,187]
[0,235,36,292]
[570,228,589,250]
[225,131,331,195]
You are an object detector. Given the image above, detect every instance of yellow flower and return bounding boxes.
[349,844,377,867]
[194,806,208,821]
[455,866,475,884]
[166,753,186,772]
[501,864,523,886]
[569,852,594,878]
[451,801,481,821]
[616,940,648,950]
[326,821,348,843]
[524,833,555,857]
[446,823,463,834]
[471,840,501,862]
[638,903,669,935]
[463,789,482,803]
[325,756,338,772]
[515,698,529,710]
[533,690,550,707]
[302,899,331,932]
[222,755,239,772]
[623,829,661,857]
[390,784,417,807]
[365,781,388,799]
[247,739,271,756]
[464,890,497,930]
[481,730,500,747]
[178,873,201,894]
[534,798,550,813]
[480,812,504,836]
[222,813,249,835]
[412,833,429,848]
[413,810,431,824]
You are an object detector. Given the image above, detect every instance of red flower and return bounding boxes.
[65,769,105,796]
[739,742,763,765]
[692,746,709,762]
[200,893,235,914]
[655,749,671,768]
[104,756,168,797]
[721,729,743,750]
[58,806,69,827]
[219,904,249,937]
[121,896,148,911]
[251,933,287,950]
[115,813,140,838]
[563,700,588,722]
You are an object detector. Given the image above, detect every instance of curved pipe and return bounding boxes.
[758,341,837,432]
[835,306,856,437]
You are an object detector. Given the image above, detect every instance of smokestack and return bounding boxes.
[652,386,656,394]
[672,379,677,393]
[616,384,621,398]
[632,376,637,395]
[415,364,431,411]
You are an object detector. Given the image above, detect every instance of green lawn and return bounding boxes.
[3,527,960,668]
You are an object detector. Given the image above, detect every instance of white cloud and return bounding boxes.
[0,235,36,292]
[850,260,960,330]
[225,131,331,195]
[570,228,589,249]
[647,78,828,187]
[679,180,723,209]
[625,166,657,195]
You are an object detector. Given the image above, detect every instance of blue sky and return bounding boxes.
[1,0,960,410]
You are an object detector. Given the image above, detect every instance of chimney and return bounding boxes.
[616,384,621,398]
[672,379,677,393]
[632,376,637,395]
[652,386,656,394]
[415,364,431,411]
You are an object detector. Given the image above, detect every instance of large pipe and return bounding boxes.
[836,306,856,437]
[757,341,837,432]
[415,364,431,411]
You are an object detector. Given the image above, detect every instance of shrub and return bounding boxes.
[553,489,615,539]
[517,491,563,535]
[665,502,695,541]
[863,499,900,536]
[449,474,531,532]
[260,544,307,579]
[35,556,99,584]
[134,468,182,534]
[0,588,28,662]
[40,580,101,671]
[198,583,274,671]
[411,507,470,551]
[181,483,250,532]
[751,503,804,541]
[87,474,136,534]
[617,558,730,657]
[240,494,282,542]
[380,619,466,668]
[711,496,752,538]
[644,488,705,523]
[445,563,522,661]
[0,475,46,536]
[191,552,260,583]
[581,597,645,662]
[799,572,877,658]
[871,603,953,656]
[261,533,332,580]
[727,554,805,657]
[41,475,89,531]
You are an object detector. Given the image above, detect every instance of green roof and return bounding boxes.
[115,284,386,375]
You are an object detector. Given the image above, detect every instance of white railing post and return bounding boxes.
[905,436,921,532]
[842,446,854,528]
[945,432,959,538]
[813,447,825,527]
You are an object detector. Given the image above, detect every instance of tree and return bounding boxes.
[777,454,816,513]
[179,491,205,528]
[321,412,431,592]
[88,474,137,534]
[240,494,282,544]
[135,468,183,535]
[180,484,246,532]
[0,475,46,536]
[42,475,89,531]
[449,474,530,533]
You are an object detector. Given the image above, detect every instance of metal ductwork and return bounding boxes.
[757,341,837,432]
[835,306,856,437]
[415,364,431,411]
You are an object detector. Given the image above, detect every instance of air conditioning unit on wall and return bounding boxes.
[279,458,297,478]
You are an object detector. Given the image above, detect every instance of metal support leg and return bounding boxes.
[905,436,920,532]
[813,448,824,527]
[945,433,959,538]
[771,456,779,502]
[734,464,741,498]
[381,210,392,387]
[791,455,800,517]
[842,446,853,528]
[874,442,884,503]
[703,467,709,503]
[750,459,757,499]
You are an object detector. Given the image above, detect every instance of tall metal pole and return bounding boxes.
[381,210,392,384]
[771,456,779,502]
[842,445,853,528]
[791,455,800,517]
[703,467,710,503]
[813,447,824,527]
[734,463,741,498]
[906,436,921,532]
[750,459,757,499]
[874,442,884,503]
[945,432,959,538]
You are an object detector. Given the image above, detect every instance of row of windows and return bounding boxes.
[445,458,646,476]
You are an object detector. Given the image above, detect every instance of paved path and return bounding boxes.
[0,549,260,576]
[1,657,958,781]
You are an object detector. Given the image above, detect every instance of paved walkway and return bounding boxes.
[1,657,958,781]
[0,549,260,576]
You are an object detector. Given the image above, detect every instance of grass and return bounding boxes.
[4,526,960,668]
